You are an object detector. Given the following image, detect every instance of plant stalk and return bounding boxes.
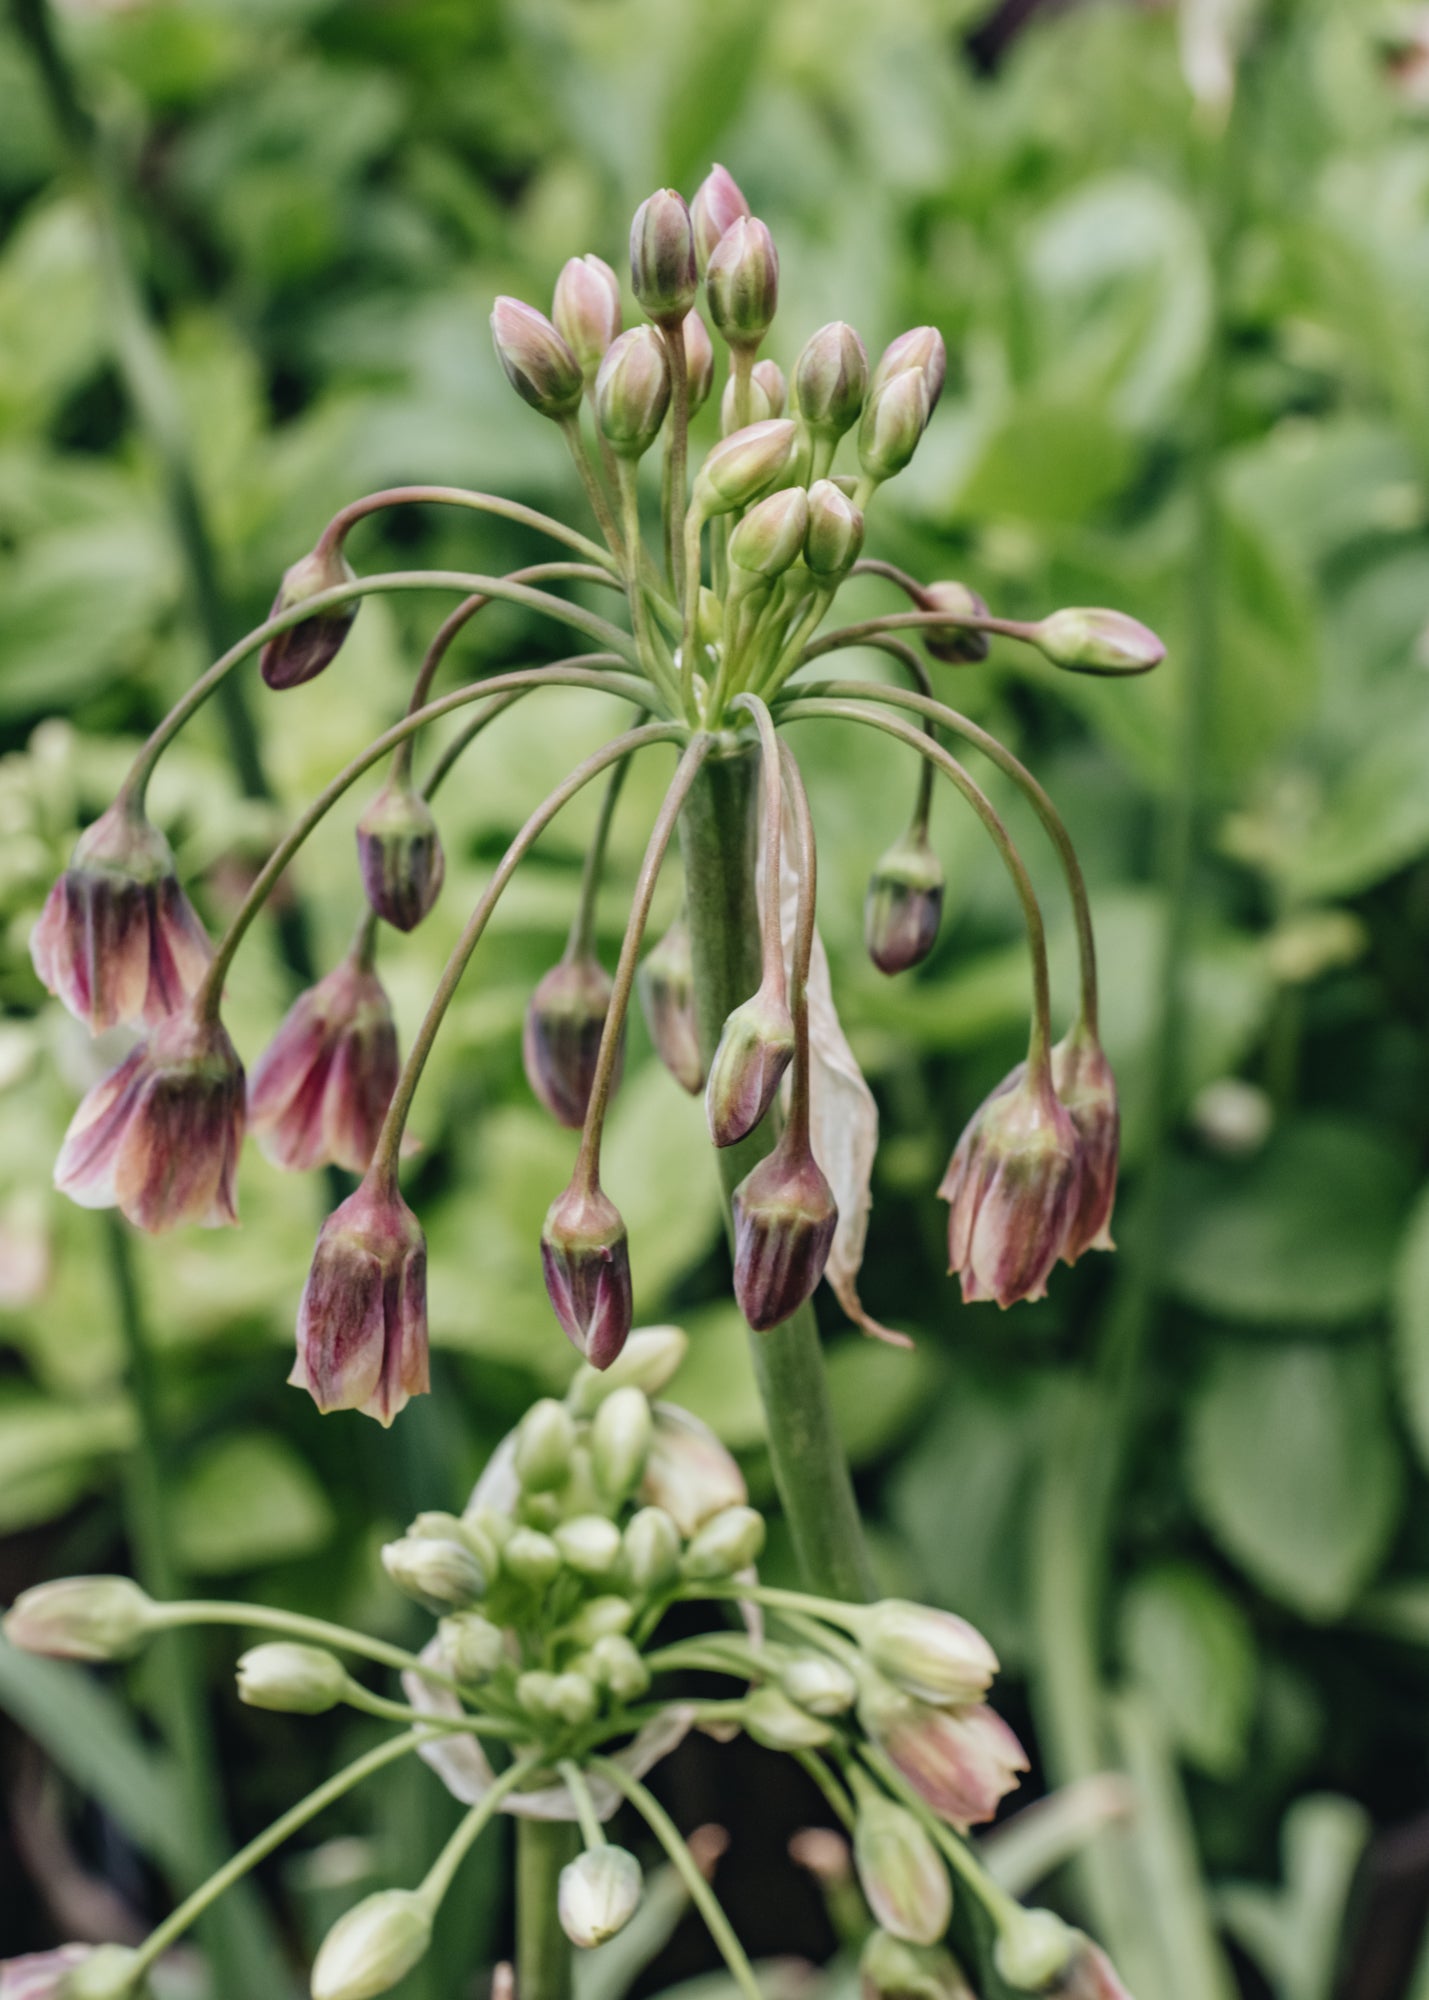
[517,1819,580,2000]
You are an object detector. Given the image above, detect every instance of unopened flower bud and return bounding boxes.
[1051,1025,1118,1262]
[311,1890,432,2000]
[248,951,398,1174]
[588,1632,650,1700]
[683,312,716,412]
[916,582,990,665]
[55,1008,244,1233]
[721,365,779,432]
[754,358,787,415]
[440,1611,507,1683]
[640,1406,746,1535]
[870,328,948,411]
[638,916,704,1095]
[31,801,213,1034]
[729,487,809,583]
[630,190,697,326]
[939,1064,1083,1309]
[555,1513,624,1578]
[795,321,869,440]
[732,1134,838,1332]
[553,255,622,380]
[782,1653,858,1716]
[865,829,944,976]
[502,1526,563,1590]
[858,1678,1027,1827]
[595,327,672,461]
[992,1909,1077,1992]
[491,297,585,420]
[706,217,779,349]
[356,782,445,933]
[851,1779,952,1945]
[858,369,931,482]
[682,1503,766,1579]
[559,1846,644,1947]
[410,1509,497,1574]
[259,544,360,695]
[516,1668,562,1719]
[236,1642,348,1714]
[1031,608,1164,676]
[566,1595,635,1644]
[291,1174,428,1426]
[53,1945,142,2000]
[860,1601,998,1706]
[743,1686,834,1750]
[705,984,795,1147]
[524,953,622,1129]
[591,1386,653,1499]
[861,1933,973,2000]
[691,163,750,272]
[693,420,798,517]
[1049,1939,1133,2000]
[567,1325,689,1414]
[804,480,864,578]
[382,1533,485,1614]
[515,1398,578,1493]
[541,1179,633,1370]
[621,1504,683,1590]
[3,1577,154,1662]
[549,1670,600,1725]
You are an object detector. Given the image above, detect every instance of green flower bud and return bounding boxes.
[439,1611,507,1683]
[4,1577,155,1662]
[588,1632,651,1701]
[591,1386,654,1499]
[706,217,779,350]
[622,1504,684,1591]
[516,1668,562,1719]
[491,296,585,420]
[58,1945,143,2000]
[681,1503,766,1579]
[559,1845,644,1947]
[595,327,672,460]
[462,1502,513,1549]
[860,1600,998,1706]
[630,190,697,327]
[549,1670,600,1725]
[683,312,716,413]
[705,982,795,1148]
[381,1534,485,1614]
[729,487,809,583]
[720,357,787,433]
[858,369,931,482]
[259,544,360,691]
[1030,608,1165,676]
[794,321,869,440]
[236,1642,349,1715]
[691,163,750,272]
[515,1398,578,1493]
[782,1653,858,1716]
[743,1685,834,1749]
[916,581,990,665]
[565,1594,636,1644]
[865,828,944,976]
[693,420,798,518]
[638,916,704,1096]
[567,1325,690,1416]
[992,1909,1077,1992]
[860,1932,972,2000]
[804,479,864,578]
[311,1890,432,2000]
[502,1526,564,1590]
[640,1406,746,1536]
[852,1778,952,1946]
[554,1514,624,1578]
[553,254,622,380]
[870,327,947,410]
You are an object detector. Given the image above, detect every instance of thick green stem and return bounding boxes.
[678,744,873,1602]
[517,1819,580,2000]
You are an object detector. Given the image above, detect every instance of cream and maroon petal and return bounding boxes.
[295,1240,388,1415]
[53,1047,150,1207]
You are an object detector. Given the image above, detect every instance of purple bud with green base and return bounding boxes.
[859,368,932,482]
[541,1177,632,1369]
[490,296,585,419]
[729,486,809,583]
[683,311,716,412]
[732,1129,838,1331]
[523,953,622,1129]
[850,1775,953,1945]
[356,782,445,932]
[691,163,750,272]
[795,321,869,439]
[629,190,698,326]
[858,1676,1028,1827]
[553,254,622,379]
[871,326,948,410]
[705,983,795,1146]
[865,827,944,975]
[3,1577,155,1662]
[916,581,991,665]
[259,544,360,691]
[694,419,798,515]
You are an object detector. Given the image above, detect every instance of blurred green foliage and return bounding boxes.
[1,0,1428,1996]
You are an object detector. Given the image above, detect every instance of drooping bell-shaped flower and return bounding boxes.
[248,947,398,1173]
[259,543,360,690]
[55,1007,245,1232]
[541,1175,632,1369]
[31,800,212,1034]
[356,781,445,933]
[523,952,621,1129]
[1051,1021,1119,1262]
[858,1677,1028,1828]
[732,1128,838,1331]
[938,1061,1082,1308]
[865,826,944,975]
[291,1173,429,1426]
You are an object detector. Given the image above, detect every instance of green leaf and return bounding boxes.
[1120,1563,1257,1778]
[1392,1185,1429,1473]
[1187,1343,1403,1619]
[174,1431,336,1575]
[1217,1795,1370,2000]
[825,1335,943,1468]
[0,1392,135,1533]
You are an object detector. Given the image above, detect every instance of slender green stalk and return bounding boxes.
[678,745,874,1602]
[420,1754,546,1909]
[518,1819,581,2000]
[793,1750,856,1833]
[662,325,691,594]
[558,1760,608,1850]
[561,417,626,560]
[801,607,1039,662]
[567,748,637,962]
[149,1600,463,1691]
[317,485,617,573]
[616,461,683,712]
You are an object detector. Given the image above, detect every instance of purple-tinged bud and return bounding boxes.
[591,1385,653,1499]
[916,582,991,665]
[706,217,779,349]
[693,419,798,517]
[858,1678,1028,1828]
[630,190,698,327]
[992,1909,1077,1992]
[1031,607,1165,676]
[783,1653,858,1716]
[259,544,359,690]
[553,254,622,380]
[865,828,944,976]
[691,163,750,272]
[1047,1938,1133,2000]
[804,480,865,578]
[559,1847,644,1948]
[732,1134,838,1331]
[744,1686,834,1749]
[860,1933,974,2000]
[795,321,869,440]
[491,296,585,419]
[248,952,398,1174]
[514,1397,577,1492]
[729,486,809,582]
[939,1064,1083,1309]
[236,1642,349,1714]
[705,983,795,1146]
[639,1404,746,1535]
[595,326,672,460]
[638,915,704,1095]
[622,1504,683,1590]
[860,1600,998,1707]
[683,312,716,412]
[753,357,787,415]
[541,1178,632,1369]
[523,952,622,1128]
[356,782,445,933]
[1051,1025,1118,1262]
[870,328,948,412]
[859,369,932,482]
[291,1174,429,1426]
[311,1890,432,2000]
[3,1576,155,1662]
[851,1781,952,1945]
[31,801,213,1034]
[55,1007,244,1233]
[681,1502,766,1579]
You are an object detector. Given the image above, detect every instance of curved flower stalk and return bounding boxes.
[3,1336,1131,2000]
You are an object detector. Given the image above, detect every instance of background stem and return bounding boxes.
[517,1819,579,2000]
